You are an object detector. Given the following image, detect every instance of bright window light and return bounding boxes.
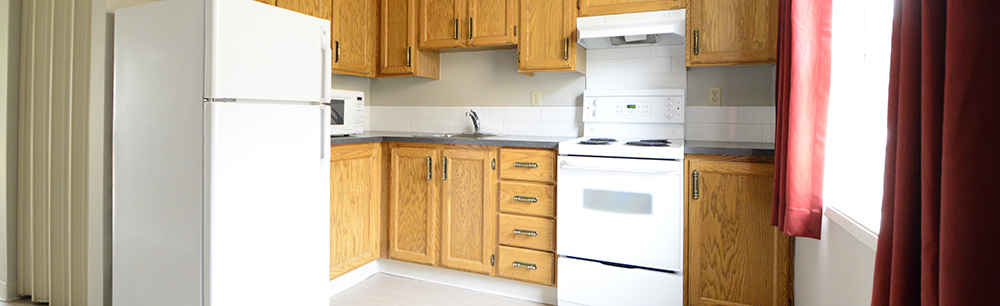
[824,0,894,234]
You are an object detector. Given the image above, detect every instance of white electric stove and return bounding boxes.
[557,89,686,306]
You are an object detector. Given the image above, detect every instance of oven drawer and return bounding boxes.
[499,214,555,252]
[499,148,556,183]
[499,181,555,218]
[497,246,555,286]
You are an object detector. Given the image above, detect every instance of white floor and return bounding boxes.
[0,298,41,305]
[330,273,551,306]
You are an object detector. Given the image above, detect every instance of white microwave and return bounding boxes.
[328,89,364,136]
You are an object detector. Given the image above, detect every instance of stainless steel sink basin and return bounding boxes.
[419,133,501,138]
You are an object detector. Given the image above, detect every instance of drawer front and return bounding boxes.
[499,214,555,252]
[499,181,555,218]
[499,148,556,183]
[498,246,555,286]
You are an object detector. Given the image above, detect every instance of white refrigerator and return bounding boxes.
[113,0,331,305]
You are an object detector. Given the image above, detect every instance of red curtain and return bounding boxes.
[772,0,832,239]
[872,0,1000,304]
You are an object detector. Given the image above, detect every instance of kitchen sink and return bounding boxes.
[420,133,501,138]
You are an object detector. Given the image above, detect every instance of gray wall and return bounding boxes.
[794,217,877,306]
[370,49,586,107]
[687,65,776,106]
[1,0,19,300]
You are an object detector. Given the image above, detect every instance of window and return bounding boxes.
[824,0,894,235]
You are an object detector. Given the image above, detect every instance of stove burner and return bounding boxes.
[625,140,671,147]
[588,137,618,142]
[578,140,611,145]
[638,139,671,144]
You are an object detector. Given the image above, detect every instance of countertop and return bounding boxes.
[332,132,775,156]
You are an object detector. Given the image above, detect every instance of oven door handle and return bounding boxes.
[559,163,680,174]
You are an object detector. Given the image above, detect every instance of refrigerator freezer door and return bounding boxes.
[206,0,330,102]
[205,102,329,305]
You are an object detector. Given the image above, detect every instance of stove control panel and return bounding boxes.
[583,94,684,123]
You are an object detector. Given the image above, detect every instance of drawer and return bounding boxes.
[499,181,555,218]
[499,148,556,183]
[498,246,555,286]
[499,214,555,252]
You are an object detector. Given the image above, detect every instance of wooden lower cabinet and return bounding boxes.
[497,246,555,286]
[388,143,497,274]
[684,154,793,306]
[495,147,558,286]
[329,143,383,279]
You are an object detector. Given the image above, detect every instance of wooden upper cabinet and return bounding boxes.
[419,0,516,49]
[578,0,684,17]
[518,0,584,73]
[684,155,792,306]
[381,0,441,78]
[254,0,277,6]
[686,0,778,66]
[388,146,439,265]
[331,0,379,77]
[329,143,382,280]
[439,148,496,275]
[275,0,329,20]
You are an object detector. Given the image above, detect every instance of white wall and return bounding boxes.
[794,216,877,306]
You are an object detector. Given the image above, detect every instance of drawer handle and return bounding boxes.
[512,261,537,270]
[513,195,538,203]
[512,229,538,236]
[513,162,538,168]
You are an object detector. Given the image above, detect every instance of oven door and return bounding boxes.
[556,155,683,272]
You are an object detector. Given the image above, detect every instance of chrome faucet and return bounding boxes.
[467,110,481,134]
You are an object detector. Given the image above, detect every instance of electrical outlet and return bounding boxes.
[708,87,722,106]
[531,91,542,106]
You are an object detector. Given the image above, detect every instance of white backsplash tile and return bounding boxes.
[540,106,581,122]
[586,60,607,75]
[369,118,409,131]
[441,106,489,120]
[486,107,542,121]
[503,121,558,136]
[762,124,776,143]
[686,106,740,123]
[739,106,776,124]
[649,45,685,57]
[556,122,583,137]
[586,75,625,90]
[605,57,672,75]
[367,106,398,119]
[409,119,455,133]
[623,73,686,89]
[397,106,441,119]
[586,47,651,60]
[686,123,764,142]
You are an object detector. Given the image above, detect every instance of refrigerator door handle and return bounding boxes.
[320,106,330,160]
[320,28,331,102]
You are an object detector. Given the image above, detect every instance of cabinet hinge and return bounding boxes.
[491,254,495,266]
[692,169,700,199]
[491,158,496,170]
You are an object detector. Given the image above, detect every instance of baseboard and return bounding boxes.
[328,261,379,297]
[0,280,18,302]
[377,259,557,305]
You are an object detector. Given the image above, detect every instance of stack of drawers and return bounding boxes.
[495,148,557,286]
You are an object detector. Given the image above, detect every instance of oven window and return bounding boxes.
[582,189,652,214]
[330,99,346,125]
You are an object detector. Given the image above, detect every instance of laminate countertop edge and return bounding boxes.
[683,140,776,157]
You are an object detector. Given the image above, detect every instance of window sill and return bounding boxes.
[824,206,878,250]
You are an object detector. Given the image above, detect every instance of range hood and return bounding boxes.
[577,9,686,49]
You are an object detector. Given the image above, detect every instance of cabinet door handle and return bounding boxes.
[564,37,570,60]
[693,29,700,55]
[427,157,433,180]
[334,41,340,63]
[513,25,517,37]
[513,162,538,168]
[692,169,700,199]
[454,19,460,39]
[468,17,474,39]
[512,229,538,236]
[442,157,449,180]
[513,195,538,203]
[406,47,412,67]
[512,261,537,270]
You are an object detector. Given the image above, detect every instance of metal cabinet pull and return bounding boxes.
[564,37,570,60]
[512,261,537,270]
[692,169,700,199]
[512,229,538,236]
[693,29,700,55]
[454,19,459,39]
[468,17,474,39]
[513,162,538,168]
[513,25,517,37]
[427,157,433,180]
[406,47,412,67]
[334,41,340,62]
[513,195,538,203]
[442,157,449,180]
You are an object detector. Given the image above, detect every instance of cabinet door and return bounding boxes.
[579,0,684,17]
[419,0,466,49]
[332,0,378,77]
[468,0,516,46]
[275,0,329,20]
[389,146,439,265]
[254,0,277,5]
[518,0,579,72]
[329,143,381,279]
[439,148,496,274]
[686,0,778,66]
[381,0,442,78]
[685,158,792,306]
